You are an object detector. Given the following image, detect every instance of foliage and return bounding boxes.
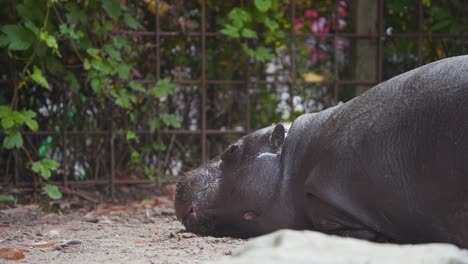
[219,0,290,63]
[0,194,16,204]
[0,0,466,201]
[0,0,180,200]
[384,0,464,78]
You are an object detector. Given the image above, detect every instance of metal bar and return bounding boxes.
[14,150,19,186]
[245,63,251,133]
[136,79,380,85]
[290,0,296,117]
[295,32,463,38]
[109,104,115,199]
[155,0,162,184]
[333,0,339,101]
[16,179,168,186]
[20,129,250,136]
[201,0,207,162]
[120,30,225,37]
[62,89,68,188]
[120,30,464,39]
[464,0,467,54]
[418,0,424,65]
[155,1,160,80]
[11,0,19,187]
[377,0,384,83]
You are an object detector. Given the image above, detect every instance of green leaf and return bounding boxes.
[149,118,162,132]
[129,81,145,92]
[25,119,38,132]
[254,46,274,62]
[104,44,122,61]
[66,4,86,24]
[153,139,166,151]
[65,72,80,92]
[450,23,461,34]
[22,110,38,131]
[0,34,9,47]
[43,184,62,200]
[3,132,23,149]
[131,151,141,163]
[90,78,102,93]
[151,79,176,98]
[17,0,45,23]
[115,95,132,109]
[62,24,84,40]
[241,44,256,58]
[30,65,50,89]
[0,105,10,118]
[11,111,25,123]
[83,59,91,70]
[126,131,138,141]
[32,159,59,180]
[162,114,181,128]
[228,8,250,28]
[254,0,272,12]
[39,31,59,51]
[241,28,257,38]
[86,48,100,59]
[1,116,14,129]
[102,0,122,20]
[113,36,129,49]
[220,25,240,38]
[117,64,131,79]
[432,20,452,31]
[23,19,40,34]
[1,24,35,51]
[23,109,36,119]
[263,17,279,30]
[0,194,15,203]
[90,59,113,74]
[45,57,64,76]
[124,14,141,29]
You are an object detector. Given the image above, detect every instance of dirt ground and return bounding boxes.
[0,196,246,264]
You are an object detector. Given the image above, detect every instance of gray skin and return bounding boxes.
[175,56,468,248]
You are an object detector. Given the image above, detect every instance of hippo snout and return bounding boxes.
[175,158,223,234]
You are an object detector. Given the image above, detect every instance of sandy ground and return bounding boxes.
[0,199,245,264]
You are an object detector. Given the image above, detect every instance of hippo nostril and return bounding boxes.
[183,205,197,220]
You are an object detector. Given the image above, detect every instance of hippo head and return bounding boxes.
[175,124,287,238]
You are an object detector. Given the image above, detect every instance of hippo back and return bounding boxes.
[285,56,468,247]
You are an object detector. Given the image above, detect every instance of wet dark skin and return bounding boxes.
[175,56,468,248]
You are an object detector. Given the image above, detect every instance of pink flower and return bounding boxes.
[305,10,318,17]
[132,69,142,78]
[294,18,304,30]
[338,7,346,17]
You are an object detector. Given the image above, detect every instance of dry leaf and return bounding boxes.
[144,0,170,16]
[0,248,26,261]
[302,72,325,82]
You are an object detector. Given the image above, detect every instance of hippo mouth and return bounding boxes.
[179,206,219,236]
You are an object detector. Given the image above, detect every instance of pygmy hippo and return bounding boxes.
[175,56,468,248]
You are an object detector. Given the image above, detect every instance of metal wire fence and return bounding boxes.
[1,0,467,198]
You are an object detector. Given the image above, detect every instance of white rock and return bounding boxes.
[46,229,61,237]
[206,230,468,264]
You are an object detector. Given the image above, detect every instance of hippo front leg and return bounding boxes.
[305,193,395,243]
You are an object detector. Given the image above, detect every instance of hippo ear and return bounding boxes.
[270,123,285,149]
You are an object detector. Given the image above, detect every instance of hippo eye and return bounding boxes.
[227,144,238,153]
